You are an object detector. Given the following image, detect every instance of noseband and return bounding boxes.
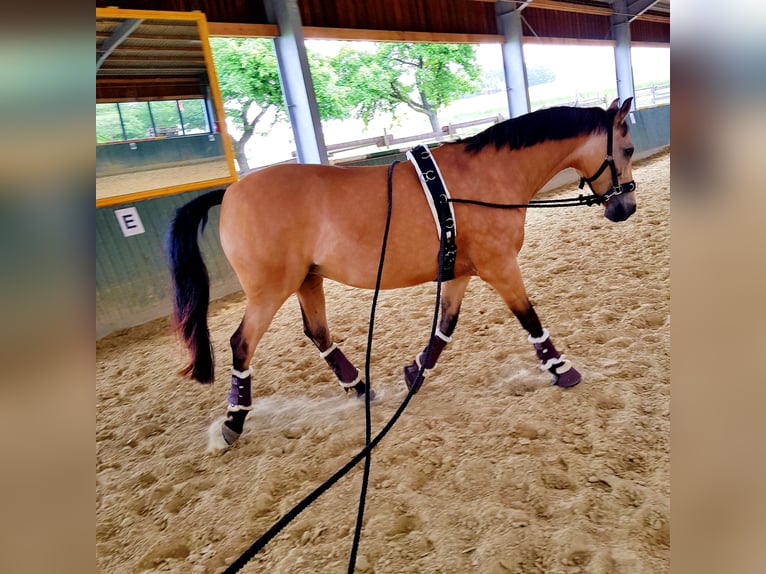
[578,123,636,204]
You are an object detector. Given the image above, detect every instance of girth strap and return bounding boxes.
[406,144,457,281]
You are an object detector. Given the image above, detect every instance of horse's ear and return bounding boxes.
[613,97,633,125]
[615,96,633,124]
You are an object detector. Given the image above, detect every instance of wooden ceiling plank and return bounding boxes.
[476,0,667,23]
[207,22,279,37]
[300,26,503,43]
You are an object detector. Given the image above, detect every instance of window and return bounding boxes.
[96,98,211,143]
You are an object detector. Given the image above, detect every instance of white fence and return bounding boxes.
[634,83,670,108]
[326,114,505,156]
[547,83,670,110]
[325,83,669,161]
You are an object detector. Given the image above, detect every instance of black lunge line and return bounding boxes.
[223,160,448,574]
[348,160,397,572]
[347,161,451,572]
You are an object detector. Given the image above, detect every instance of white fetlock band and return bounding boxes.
[539,356,572,374]
[539,354,567,371]
[339,374,362,389]
[528,328,550,345]
[231,366,253,378]
[319,342,338,359]
[227,403,254,412]
[435,328,452,343]
[553,359,573,374]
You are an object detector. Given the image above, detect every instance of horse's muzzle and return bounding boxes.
[604,193,637,222]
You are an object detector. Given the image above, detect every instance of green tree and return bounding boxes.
[329,43,481,136]
[210,37,285,172]
[96,103,123,143]
[527,64,556,87]
[305,51,352,122]
[149,100,182,134]
[120,101,153,140]
[211,38,352,171]
[178,99,209,134]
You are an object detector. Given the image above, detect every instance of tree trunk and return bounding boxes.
[232,104,269,174]
[426,108,442,141]
[235,145,250,173]
[419,89,442,141]
[235,127,254,173]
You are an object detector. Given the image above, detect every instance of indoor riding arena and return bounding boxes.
[96,2,669,573]
[96,151,669,572]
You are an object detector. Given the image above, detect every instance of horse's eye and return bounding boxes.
[624,147,635,158]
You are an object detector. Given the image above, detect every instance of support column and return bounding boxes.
[611,0,636,109]
[264,0,328,164]
[495,2,530,118]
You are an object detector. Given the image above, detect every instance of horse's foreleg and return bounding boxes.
[512,304,581,388]
[403,276,471,393]
[297,274,370,398]
[485,262,581,388]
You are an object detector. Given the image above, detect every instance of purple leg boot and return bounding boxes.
[529,329,582,388]
[320,343,374,399]
[222,366,253,445]
[403,329,451,393]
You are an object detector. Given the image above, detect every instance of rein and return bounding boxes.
[449,193,604,209]
[452,126,636,210]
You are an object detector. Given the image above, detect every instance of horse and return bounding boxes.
[168,97,636,447]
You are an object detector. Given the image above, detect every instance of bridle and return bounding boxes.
[578,122,637,204]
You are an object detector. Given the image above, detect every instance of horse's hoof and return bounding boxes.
[351,380,376,401]
[221,423,241,446]
[207,418,234,453]
[553,366,582,388]
[220,409,248,445]
[403,361,424,393]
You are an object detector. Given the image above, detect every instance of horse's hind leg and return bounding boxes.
[220,297,286,446]
[403,276,471,393]
[296,274,370,397]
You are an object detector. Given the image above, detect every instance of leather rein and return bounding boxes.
[450,125,637,210]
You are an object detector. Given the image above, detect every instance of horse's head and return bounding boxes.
[579,97,637,222]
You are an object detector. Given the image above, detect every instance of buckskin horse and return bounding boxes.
[168,97,636,447]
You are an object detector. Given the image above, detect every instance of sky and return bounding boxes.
[307,39,670,89]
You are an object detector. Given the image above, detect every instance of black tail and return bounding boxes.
[167,189,226,383]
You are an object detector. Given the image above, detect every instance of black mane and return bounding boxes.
[462,105,616,154]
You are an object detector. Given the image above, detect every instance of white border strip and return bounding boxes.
[319,342,338,359]
[231,366,252,378]
[406,146,457,241]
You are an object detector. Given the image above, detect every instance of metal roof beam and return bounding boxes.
[97,18,143,71]
[495,0,532,16]
[626,0,662,22]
